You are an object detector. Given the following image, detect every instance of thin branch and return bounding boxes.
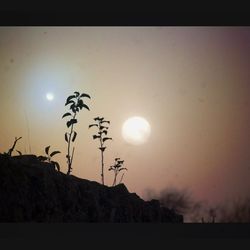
[8,137,22,156]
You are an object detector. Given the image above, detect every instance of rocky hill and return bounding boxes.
[0,154,183,222]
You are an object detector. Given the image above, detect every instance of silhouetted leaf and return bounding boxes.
[74,91,80,97]
[102,130,108,135]
[93,135,101,140]
[65,100,75,106]
[82,104,90,110]
[67,119,77,128]
[80,93,91,99]
[78,99,84,109]
[62,112,72,119]
[99,147,106,152]
[16,150,22,155]
[101,120,110,124]
[94,117,100,121]
[70,103,75,110]
[103,137,112,142]
[118,160,124,164]
[72,131,77,142]
[50,151,61,157]
[65,133,68,142]
[115,158,120,161]
[100,126,108,130]
[65,95,75,105]
[118,168,127,172]
[45,146,50,155]
[89,124,98,129]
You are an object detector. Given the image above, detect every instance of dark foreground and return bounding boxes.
[0,154,183,222]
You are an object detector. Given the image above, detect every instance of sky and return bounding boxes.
[1,27,250,205]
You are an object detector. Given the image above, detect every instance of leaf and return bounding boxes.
[103,137,112,142]
[78,99,84,109]
[99,147,106,152]
[65,100,75,106]
[100,126,108,130]
[80,93,91,99]
[82,103,90,110]
[16,150,22,155]
[100,120,110,124]
[74,91,80,97]
[65,133,68,142]
[115,158,120,161]
[65,95,75,106]
[102,130,108,135]
[67,119,77,128]
[72,131,77,142]
[62,112,72,119]
[50,151,61,157]
[70,103,75,110]
[119,168,127,172]
[45,146,50,155]
[93,135,101,140]
[94,117,100,121]
[89,124,98,129]
[118,160,124,164]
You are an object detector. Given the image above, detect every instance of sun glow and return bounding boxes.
[122,116,151,145]
[46,93,54,101]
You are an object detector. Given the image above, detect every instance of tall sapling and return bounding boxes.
[89,117,112,185]
[62,91,90,175]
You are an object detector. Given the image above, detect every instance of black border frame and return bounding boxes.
[1,9,250,246]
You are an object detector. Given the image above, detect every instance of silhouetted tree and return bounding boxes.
[62,91,90,175]
[108,158,127,186]
[89,117,112,185]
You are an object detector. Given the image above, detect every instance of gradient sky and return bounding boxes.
[1,27,250,205]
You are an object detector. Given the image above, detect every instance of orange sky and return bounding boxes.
[1,27,250,205]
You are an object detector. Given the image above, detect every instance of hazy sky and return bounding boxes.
[1,27,250,205]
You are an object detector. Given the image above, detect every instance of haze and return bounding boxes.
[1,27,250,206]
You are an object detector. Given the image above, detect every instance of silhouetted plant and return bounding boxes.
[37,145,61,171]
[108,158,127,186]
[7,137,22,156]
[62,91,90,175]
[89,117,112,185]
[16,150,22,155]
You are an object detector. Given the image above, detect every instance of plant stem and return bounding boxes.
[67,113,76,175]
[112,169,118,186]
[119,173,125,184]
[8,137,22,156]
[99,121,104,185]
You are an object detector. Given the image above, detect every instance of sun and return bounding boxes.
[122,116,151,145]
[46,92,54,101]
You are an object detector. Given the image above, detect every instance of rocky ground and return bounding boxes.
[0,154,183,222]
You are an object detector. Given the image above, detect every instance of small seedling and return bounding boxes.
[108,158,127,186]
[62,91,91,175]
[37,145,61,171]
[89,117,112,185]
[6,137,22,156]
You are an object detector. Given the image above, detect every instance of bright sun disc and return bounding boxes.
[46,93,54,101]
[122,116,151,145]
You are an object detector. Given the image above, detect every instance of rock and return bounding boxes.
[0,153,183,222]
